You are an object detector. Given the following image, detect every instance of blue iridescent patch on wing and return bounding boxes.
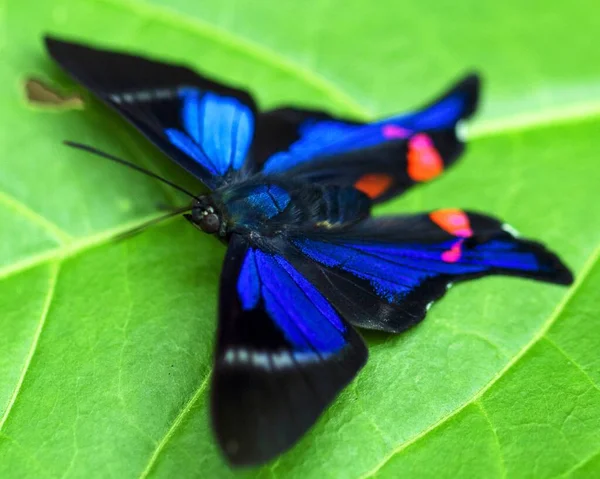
[165,88,253,176]
[262,87,470,175]
[237,248,346,353]
[263,121,372,174]
[238,249,261,309]
[394,94,466,132]
[293,237,544,302]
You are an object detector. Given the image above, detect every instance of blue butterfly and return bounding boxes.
[46,37,573,467]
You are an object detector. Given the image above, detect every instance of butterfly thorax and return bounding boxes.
[193,180,371,238]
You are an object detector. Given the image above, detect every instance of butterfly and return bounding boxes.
[45,36,574,467]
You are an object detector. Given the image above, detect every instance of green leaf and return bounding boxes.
[1,0,599,478]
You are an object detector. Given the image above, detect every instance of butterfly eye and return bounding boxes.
[199,212,221,234]
[190,199,222,234]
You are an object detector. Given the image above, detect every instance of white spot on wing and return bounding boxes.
[293,352,324,364]
[272,351,293,369]
[136,91,152,102]
[221,348,331,369]
[224,349,236,364]
[456,121,468,142]
[251,351,270,370]
[156,89,176,100]
[238,349,249,363]
[501,223,521,237]
[108,88,178,105]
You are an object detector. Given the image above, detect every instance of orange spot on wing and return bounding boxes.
[407,133,444,181]
[429,209,473,237]
[354,174,393,199]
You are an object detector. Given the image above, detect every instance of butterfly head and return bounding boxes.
[187,196,223,235]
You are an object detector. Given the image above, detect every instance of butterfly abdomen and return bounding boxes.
[304,184,371,230]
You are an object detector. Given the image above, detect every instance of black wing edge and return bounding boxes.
[212,234,368,467]
[286,212,573,335]
[259,71,481,127]
[44,35,256,108]
[425,71,481,122]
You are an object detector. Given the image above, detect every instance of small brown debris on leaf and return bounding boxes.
[25,77,84,109]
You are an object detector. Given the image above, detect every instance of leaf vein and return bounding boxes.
[475,400,507,479]
[0,190,71,244]
[0,261,60,431]
[543,337,600,393]
[560,449,600,478]
[138,370,212,479]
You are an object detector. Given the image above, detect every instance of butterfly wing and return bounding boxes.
[287,210,573,333]
[45,36,257,189]
[254,74,480,201]
[214,234,367,466]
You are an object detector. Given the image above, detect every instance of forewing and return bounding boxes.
[288,210,573,333]
[213,234,367,466]
[45,36,257,189]
[254,74,480,201]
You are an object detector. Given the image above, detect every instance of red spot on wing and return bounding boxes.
[354,174,393,199]
[429,209,473,263]
[407,133,444,182]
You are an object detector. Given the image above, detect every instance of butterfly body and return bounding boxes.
[46,36,573,467]
[193,180,371,238]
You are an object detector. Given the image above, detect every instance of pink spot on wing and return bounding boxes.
[454,229,472,237]
[382,124,411,139]
[441,240,463,263]
[410,134,434,149]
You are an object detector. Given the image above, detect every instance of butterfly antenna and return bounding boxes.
[63,141,199,200]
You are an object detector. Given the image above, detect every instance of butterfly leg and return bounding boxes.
[155,202,179,211]
[116,206,191,241]
[183,213,203,232]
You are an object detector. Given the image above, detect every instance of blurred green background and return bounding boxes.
[1,0,600,477]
